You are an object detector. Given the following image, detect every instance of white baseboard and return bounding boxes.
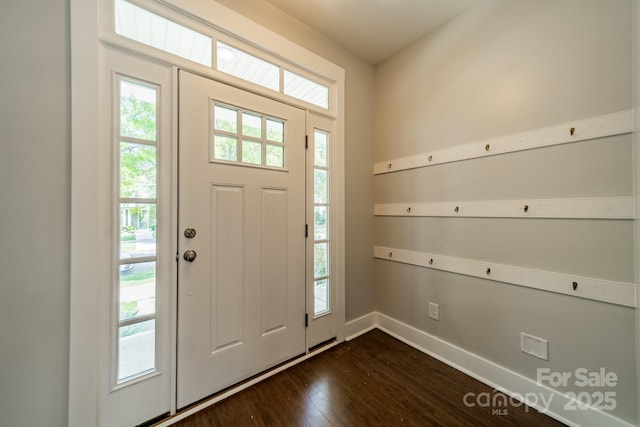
[345,311,635,427]
[344,312,377,341]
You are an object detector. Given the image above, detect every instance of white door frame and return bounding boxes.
[69,1,345,425]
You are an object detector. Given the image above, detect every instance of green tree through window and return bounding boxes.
[121,94,157,140]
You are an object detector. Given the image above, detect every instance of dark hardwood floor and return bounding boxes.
[175,329,565,426]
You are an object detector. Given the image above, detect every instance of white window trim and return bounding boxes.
[70,0,345,425]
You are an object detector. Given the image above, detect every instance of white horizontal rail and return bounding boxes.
[375,196,634,219]
[374,246,635,307]
[374,110,634,175]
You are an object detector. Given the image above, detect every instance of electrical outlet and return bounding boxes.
[521,332,548,361]
[428,302,439,320]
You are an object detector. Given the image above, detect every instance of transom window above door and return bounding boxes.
[211,102,287,169]
[113,0,332,111]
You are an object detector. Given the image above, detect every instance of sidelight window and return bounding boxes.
[116,77,159,384]
[313,129,330,316]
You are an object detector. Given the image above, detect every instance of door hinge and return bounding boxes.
[305,223,308,238]
[175,252,179,262]
[305,313,309,327]
[305,135,308,149]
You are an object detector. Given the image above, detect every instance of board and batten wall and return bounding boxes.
[374,0,637,424]
[214,0,377,321]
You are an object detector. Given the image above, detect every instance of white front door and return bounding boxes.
[177,71,307,408]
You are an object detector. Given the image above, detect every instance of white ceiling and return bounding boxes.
[264,0,482,64]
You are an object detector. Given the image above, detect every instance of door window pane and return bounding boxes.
[120,80,157,141]
[119,261,156,321]
[118,319,156,382]
[314,206,327,240]
[120,142,156,199]
[242,140,262,165]
[213,135,238,161]
[314,169,327,203]
[314,243,328,278]
[211,101,286,170]
[266,144,284,167]
[120,203,157,257]
[214,105,238,133]
[314,131,328,167]
[242,113,261,138]
[314,279,329,314]
[266,119,284,142]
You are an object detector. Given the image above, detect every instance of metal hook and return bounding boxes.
[388,252,393,258]
[485,144,490,151]
[572,281,578,291]
[428,155,433,162]
[486,267,491,275]
[570,127,575,136]
[454,206,459,213]
[523,205,529,213]
[428,258,434,265]
[387,163,392,169]
[406,207,411,214]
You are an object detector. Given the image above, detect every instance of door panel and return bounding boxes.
[261,187,289,335]
[177,70,306,408]
[209,184,244,353]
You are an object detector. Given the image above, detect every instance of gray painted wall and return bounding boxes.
[375,0,637,423]
[0,1,70,426]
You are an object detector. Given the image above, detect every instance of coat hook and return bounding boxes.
[485,144,490,151]
[572,281,578,291]
[387,163,392,169]
[406,207,411,214]
[454,206,459,213]
[486,267,491,275]
[570,127,575,136]
[428,155,433,162]
[388,252,393,258]
[523,204,529,213]
[428,258,434,265]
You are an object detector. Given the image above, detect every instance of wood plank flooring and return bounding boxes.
[175,329,565,426]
